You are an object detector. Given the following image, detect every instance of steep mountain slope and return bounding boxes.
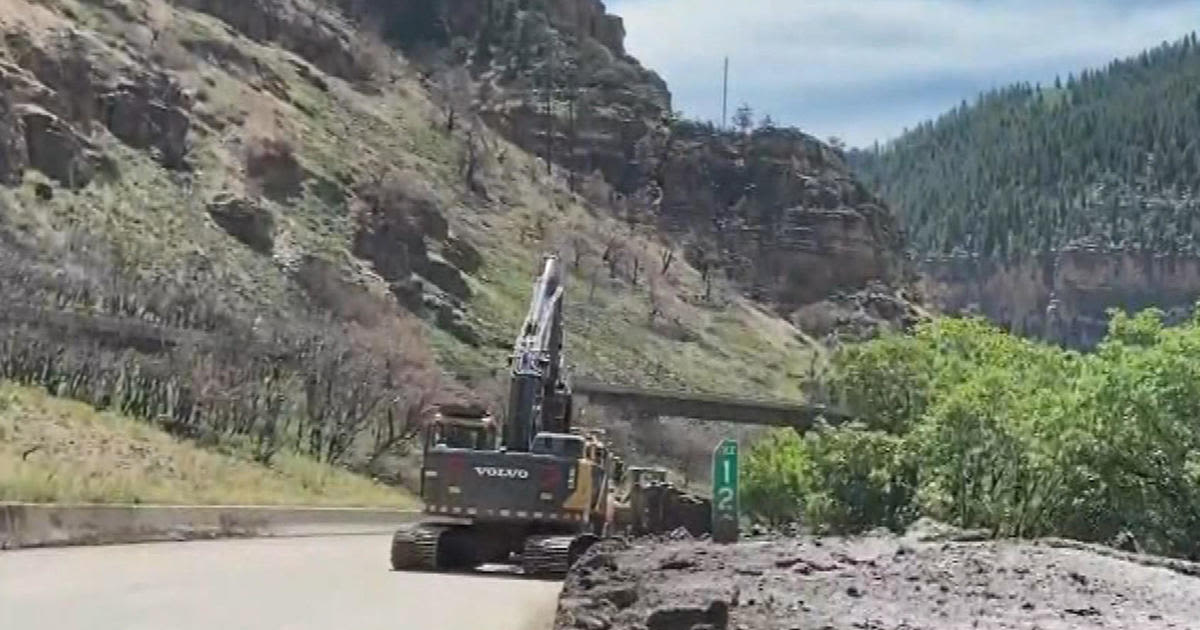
[851,33,1200,346]
[0,0,909,485]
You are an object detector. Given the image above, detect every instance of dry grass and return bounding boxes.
[0,382,418,507]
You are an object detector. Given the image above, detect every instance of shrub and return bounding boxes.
[744,309,1200,558]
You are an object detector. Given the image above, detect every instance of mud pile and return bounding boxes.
[556,532,1200,629]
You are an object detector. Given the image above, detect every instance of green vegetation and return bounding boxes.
[851,32,1200,257]
[0,382,417,506]
[744,312,1200,558]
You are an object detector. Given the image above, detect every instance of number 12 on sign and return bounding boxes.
[712,439,739,543]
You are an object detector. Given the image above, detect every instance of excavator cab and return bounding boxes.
[530,432,586,459]
[426,406,497,451]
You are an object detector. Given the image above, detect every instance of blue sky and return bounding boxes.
[607,0,1200,147]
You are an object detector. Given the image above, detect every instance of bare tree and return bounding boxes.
[432,66,473,133]
[660,248,675,274]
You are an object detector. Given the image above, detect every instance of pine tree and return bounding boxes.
[849,33,1200,260]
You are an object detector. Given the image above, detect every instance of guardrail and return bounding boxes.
[0,503,422,550]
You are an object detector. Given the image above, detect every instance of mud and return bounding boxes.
[556,530,1200,629]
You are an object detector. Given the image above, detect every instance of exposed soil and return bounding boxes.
[557,529,1200,630]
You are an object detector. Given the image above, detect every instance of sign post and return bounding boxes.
[712,439,739,543]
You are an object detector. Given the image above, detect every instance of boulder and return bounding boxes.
[16,104,93,188]
[100,77,191,169]
[206,193,275,254]
[417,252,471,300]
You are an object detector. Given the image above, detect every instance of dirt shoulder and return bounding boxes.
[557,532,1200,629]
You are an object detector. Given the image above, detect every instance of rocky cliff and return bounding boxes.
[921,248,1200,347]
[655,125,907,319]
[348,0,910,326]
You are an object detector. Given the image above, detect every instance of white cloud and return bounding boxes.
[608,0,1200,145]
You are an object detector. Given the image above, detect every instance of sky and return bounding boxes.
[607,0,1200,148]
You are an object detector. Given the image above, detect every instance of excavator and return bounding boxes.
[390,255,618,576]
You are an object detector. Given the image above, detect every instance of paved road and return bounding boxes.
[0,535,561,630]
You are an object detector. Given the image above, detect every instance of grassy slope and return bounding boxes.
[0,382,417,506]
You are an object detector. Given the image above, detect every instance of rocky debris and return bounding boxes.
[793,282,923,342]
[902,517,991,544]
[16,103,94,187]
[206,193,275,254]
[556,534,1200,630]
[0,90,27,184]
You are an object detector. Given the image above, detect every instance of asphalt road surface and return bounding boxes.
[0,535,561,630]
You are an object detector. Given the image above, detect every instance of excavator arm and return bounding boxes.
[504,255,572,452]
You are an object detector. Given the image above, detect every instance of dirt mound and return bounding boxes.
[556,534,1200,629]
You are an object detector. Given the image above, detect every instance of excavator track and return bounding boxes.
[390,523,448,571]
[522,534,597,577]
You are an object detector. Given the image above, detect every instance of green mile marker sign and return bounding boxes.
[712,438,739,543]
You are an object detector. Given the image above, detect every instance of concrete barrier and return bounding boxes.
[0,503,422,550]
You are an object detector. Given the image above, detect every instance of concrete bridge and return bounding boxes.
[573,379,853,431]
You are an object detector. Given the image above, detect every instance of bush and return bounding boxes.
[744,310,1200,558]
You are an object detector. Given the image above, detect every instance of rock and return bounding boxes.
[99,76,191,169]
[591,584,638,609]
[659,556,696,571]
[645,601,728,630]
[417,252,471,300]
[16,104,93,188]
[0,90,27,185]
[175,0,372,82]
[443,236,483,273]
[207,193,275,254]
[573,613,610,630]
[431,298,482,346]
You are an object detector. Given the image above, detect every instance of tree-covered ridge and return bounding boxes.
[850,32,1200,258]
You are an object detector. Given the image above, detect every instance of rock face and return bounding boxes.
[351,173,482,345]
[921,247,1200,347]
[100,77,191,169]
[16,103,93,187]
[175,0,371,82]
[0,25,195,180]
[0,90,27,184]
[656,126,906,318]
[394,0,907,317]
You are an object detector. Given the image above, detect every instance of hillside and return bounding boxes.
[0,0,910,483]
[851,33,1200,346]
[0,382,416,506]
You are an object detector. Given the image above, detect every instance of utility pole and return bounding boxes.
[721,56,729,131]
